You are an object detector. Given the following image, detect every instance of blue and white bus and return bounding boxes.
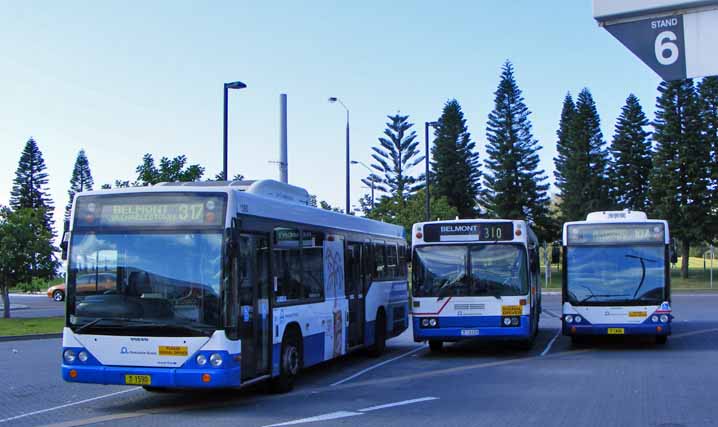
[60,179,409,392]
[562,210,673,345]
[411,219,541,351]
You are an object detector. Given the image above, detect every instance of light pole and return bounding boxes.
[425,121,438,221]
[351,160,374,208]
[223,81,247,181]
[329,97,350,214]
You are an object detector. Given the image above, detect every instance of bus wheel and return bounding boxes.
[429,340,443,352]
[656,335,668,345]
[272,329,302,393]
[367,312,386,358]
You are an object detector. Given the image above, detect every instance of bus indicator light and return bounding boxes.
[416,232,423,239]
[202,373,211,383]
[205,212,216,223]
[69,369,78,378]
[515,229,522,236]
[519,299,527,306]
[656,326,663,333]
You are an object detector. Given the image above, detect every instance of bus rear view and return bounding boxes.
[562,210,673,345]
[411,220,541,351]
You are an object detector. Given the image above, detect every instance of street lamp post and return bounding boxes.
[351,160,374,208]
[223,81,247,181]
[425,121,438,221]
[329,97,350,214]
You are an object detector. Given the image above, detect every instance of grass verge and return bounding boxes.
[0,317,64,337]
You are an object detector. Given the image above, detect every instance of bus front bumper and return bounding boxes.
[412,316,532,342]
[62,364,242,388]
[563,323,671,336]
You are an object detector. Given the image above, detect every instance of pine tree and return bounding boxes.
[650,79,710,278]
[136,154,205,185]
[553,93,579,222]
[431,99,481,218]
[65,149,94,222]
[608,94,652,211]
[368,113,424,206]
[699,76,718,240]
[10,138,55,235]
[482,61,550,239]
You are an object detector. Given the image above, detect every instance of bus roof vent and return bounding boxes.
[246,179,310,206]
[586,209,647,221]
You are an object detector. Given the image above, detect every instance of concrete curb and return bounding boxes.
[0,333,62,342]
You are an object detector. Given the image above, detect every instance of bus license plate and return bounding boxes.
[461,329,480,336]
[125,374,151,385]
[607,328,625,335]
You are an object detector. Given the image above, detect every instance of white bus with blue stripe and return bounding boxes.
[562,210,673,345]
[411,219,541,352]
[60,179,409,392]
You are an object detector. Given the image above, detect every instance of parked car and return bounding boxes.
[47,273,116,302]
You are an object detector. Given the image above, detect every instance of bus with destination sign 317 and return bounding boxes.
[562,210,674,345]
[59,179,409,392]
[411,219,541,352]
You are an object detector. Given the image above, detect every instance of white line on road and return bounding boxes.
[540,328,562,357]
[330,345,425,386]
[0,387,142,424]
[357,396,438,412]
[263,397,438,427]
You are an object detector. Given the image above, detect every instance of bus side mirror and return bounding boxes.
[60,220,70,261]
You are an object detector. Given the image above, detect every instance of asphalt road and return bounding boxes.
[1,294,717,427]
[4,294,64,319]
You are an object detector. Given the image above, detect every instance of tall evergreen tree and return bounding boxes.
[65,149,94,222]
[554,89,610,222]
[553,93,579,222]
[481,61,551,239]
[431,99,481,218]
[10,138,55,234]
[608,94,652,211]
[135,154,205,185]
[650,79,710,278]
[368,113,424,206]
[699,76,718,240]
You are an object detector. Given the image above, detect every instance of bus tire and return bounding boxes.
[571,336,587,347]
[271,327,302,393]
[656,335,667,345]
[429,340,443,352]
[142,386,173,393]
[367,311,386,358]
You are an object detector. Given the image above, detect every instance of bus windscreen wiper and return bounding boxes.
[579,293,630,303]
[74,318,128,334]
[625,254,658,299]
[126,322,213,337]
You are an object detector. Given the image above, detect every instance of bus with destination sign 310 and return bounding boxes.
[60,179,409,392]
[562,210,674,345]
[411,219,541,352]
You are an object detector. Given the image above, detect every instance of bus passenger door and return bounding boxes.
[238,234,271,381]
[346,242,364,347]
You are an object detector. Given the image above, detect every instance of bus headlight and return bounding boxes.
[651,315,659,323]
[210,353,223,367]
[565,315,574,324]
[78,351,89,362]
[660,315,669,323]
[196,354,208,366]
[511,317,520,326]
[63,349,76,363]
[503,317,512,326]
[574,316,582,323]
[429,318,437,327]
[421,318,430,327]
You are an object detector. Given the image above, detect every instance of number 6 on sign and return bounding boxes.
[654,31,679,65]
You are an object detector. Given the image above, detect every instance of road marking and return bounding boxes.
[330,345,425,386]
[357,396,438,412]
[263,411,363,426]
[0,387,142,424]
[541,328,562,356]
[542,308,561,319]
[672,327,718,338]
[40,412,146,427]
[263,397,438,427]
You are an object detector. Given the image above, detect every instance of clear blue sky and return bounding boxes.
[0,1,662,230]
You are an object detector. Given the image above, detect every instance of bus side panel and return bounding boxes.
[364,280,409,346]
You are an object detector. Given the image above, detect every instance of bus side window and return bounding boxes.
[362,243,373,293]
[386,244,398,280]
[398,244,408,278]
[374,242,386,280]
[273,227,304,303]
[302,231,324,300]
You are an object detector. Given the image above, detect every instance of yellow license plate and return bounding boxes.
[607,328,625,335]
[629,311,647,318]
[501,305,522,316]
[124,374,151,385]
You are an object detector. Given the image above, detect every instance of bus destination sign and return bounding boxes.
[423,222,514,243]
[75,194,226,228]
[567,223,665,245]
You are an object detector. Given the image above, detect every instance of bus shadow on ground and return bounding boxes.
[424,329,556,359]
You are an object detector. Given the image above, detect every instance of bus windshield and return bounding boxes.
[566,244,665,305]
[67,232,223,335]
[412,244,528,298]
